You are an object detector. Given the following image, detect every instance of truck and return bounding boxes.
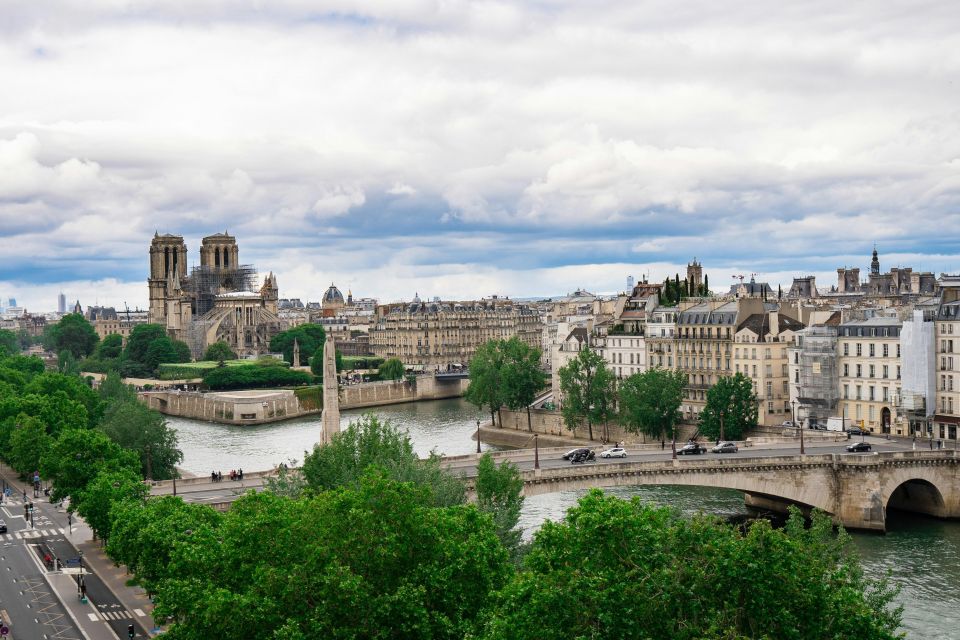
[826,416,851,432]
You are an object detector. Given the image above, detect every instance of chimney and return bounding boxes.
[769,310,779,339]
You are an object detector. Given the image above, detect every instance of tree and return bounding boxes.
[466,340,505,427]
[703,273,710,295]
[475,453,525,560]
[124,324,168,364]
[41,428,140,504]
[172,339,192,363]
[146,472,510,640]
[500,337,546,431]
[557,347,615,441]
[478,492,901,640]
[618,368,687,444]
[309,347,324,376]
[201,365,313,390]
[8,414,53,477]
[25,371,102,427]
[202,341,236,362]
[76,468,148,542]
[0,329,18,356]
[699,372,758,441]
[263,459,309,498]
[144,337,180,372]
[302,414,465,507]
[95,334,124,359]
[379,357,405,381]
[269,324,326,365]
[43,313,99,358]
[99,400,183,480]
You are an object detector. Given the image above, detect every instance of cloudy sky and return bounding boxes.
[2,1,959,311]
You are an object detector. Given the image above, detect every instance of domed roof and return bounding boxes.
[323,283,345,304]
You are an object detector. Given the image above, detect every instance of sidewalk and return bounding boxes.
[0,462,161,637]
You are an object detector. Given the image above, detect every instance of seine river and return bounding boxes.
[167,398,959,639]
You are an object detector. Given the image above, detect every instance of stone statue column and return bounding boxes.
[319,333,340,444]
[293,338,301,368]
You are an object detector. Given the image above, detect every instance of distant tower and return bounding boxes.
[148,233,188,325]
[292,338,301,368]
[7,298,15,307]
[260,272,279,314]
[687,258,703,291]
[871,246,880,275]
[72,300,82,314]
[320,333,341,444]
[200,232,239,271]
[626,275,635,291]
[58,292,66,314]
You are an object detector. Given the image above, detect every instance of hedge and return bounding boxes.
[203,365,314,390]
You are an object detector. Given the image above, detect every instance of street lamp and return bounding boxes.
[534,434,540,470]
[792,400,803,455]
[476,418,481,454]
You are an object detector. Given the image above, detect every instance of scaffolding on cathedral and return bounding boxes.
[184,264,259,318]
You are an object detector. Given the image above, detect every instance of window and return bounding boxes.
[766,382,772,396]
[767,401,774,413]
[869,386,875,401]
[765,348,771,359]
[844,363,849,376]
[897,366,901,379]
[856,343,862,356]
[856,404,862,419]
[869,406,875,422]
[897,344,901,357]
[856,386,862,400]
[844,384,849,399]
[869,364,875,378]
[882,387,888,402]
[752,365,757,377]
[843,343,849,356]
[883,365,888,378]
[883,344,889,357]
[794,370,799,382]
[869,343,875,357]
[856,364,862,377]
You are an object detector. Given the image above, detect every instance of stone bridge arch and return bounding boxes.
[880,461,958,521]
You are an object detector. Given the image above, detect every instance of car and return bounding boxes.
[570,450,595,464]
[711,441,738,454]
[846,441,872,453]
[600,447,627,458]
[562,447,590,460]
[0,520,6,534]
[811,424,827,431]
[847,427,867,436]
[678,442,707,455]
[780,420,797,429]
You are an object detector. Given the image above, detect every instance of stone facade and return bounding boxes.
[733,310,804,425]
[836,316,902,434]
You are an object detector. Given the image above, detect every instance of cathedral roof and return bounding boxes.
[324,283,345,304]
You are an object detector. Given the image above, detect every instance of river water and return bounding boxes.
[167,398,959,639]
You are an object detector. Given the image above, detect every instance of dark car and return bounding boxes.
[847,427,867,436]
[570,450,595,464]
[846,441,872,453]
[0,520,6,534]
[562,447,593,461]
[678,442,707,455]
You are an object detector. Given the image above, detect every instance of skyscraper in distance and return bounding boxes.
[58,292,66,314]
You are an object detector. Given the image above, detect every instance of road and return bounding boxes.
[0,499,83,640]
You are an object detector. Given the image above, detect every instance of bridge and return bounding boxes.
[153,447,960,533]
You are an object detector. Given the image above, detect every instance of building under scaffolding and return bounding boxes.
[184,264,259,318]
[795,325,840,427]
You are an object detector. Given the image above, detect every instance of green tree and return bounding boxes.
[466,340,505,427]
[618,368,687,444]
[269,324,326,365]
[202,341,236,362]
[95,333,124,359]
[201,365,313,390]
[76,468,148,542]
[309,347,323,376]
[144,337,180,372]
[1,354,44,379]
[557,346,615,441]
[699,372,758,441]
[378,357,405,380]
[172,339,192,363]
[148,472,510,640]
[263,459,309,498]
[57,350,81,376]
[43,313,100,358]
[41,428,140,504]
[500,337,546,432]
[302,414,465,507]
[99,400,183,480]
[0,329,18,356]
[475,453,524,560]
[8,414,53,477]
[25,371,102,426]
[479,492,901,640]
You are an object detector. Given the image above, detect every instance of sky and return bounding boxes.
[2,0,960,312]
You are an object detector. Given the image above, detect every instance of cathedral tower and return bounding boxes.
[200,232,239,271]
[148,233,188,325]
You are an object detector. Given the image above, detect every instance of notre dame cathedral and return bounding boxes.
[148,232,285,359]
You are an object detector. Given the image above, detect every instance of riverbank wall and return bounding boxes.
[141,376,470,425]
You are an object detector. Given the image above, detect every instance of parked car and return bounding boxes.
[810,423,827,431]
[0,520,6,534]
[711,441,738,454]
[847,427,867,436]
[562,447,590,460]
[846,441,872,453]
[780,420,797,429]
[570,450,595,464]
[678,442,707,455]
[600,447,627,458]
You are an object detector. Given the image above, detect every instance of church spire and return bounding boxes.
[871,245,880,275]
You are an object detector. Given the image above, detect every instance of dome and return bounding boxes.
[324,284,344,302]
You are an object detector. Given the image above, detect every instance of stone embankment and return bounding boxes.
[141,376,469,425]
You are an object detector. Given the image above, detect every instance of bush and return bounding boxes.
[203,365,314,390]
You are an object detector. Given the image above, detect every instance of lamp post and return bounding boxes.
[671,424,677,460]
[791,400,803,455]
[534,433,540,470]
[476,418,481,454]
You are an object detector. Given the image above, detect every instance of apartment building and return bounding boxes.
[836,317,902,434]
[934,276,960,442]
[733,310,804,425]
[645,303,678,370]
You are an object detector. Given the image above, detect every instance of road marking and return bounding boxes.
[134,608,145,617]
[87,613,98,621]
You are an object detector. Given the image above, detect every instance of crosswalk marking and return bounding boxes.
[87,613,99,621]
[4,527,65,541]
[134,608,145,617]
